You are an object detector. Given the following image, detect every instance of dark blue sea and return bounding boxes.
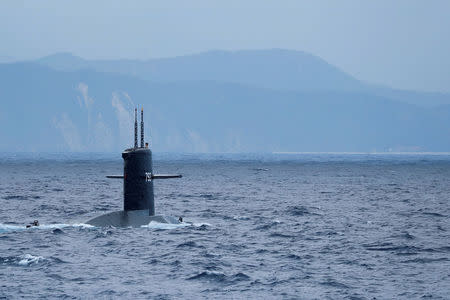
[0,153,449,299]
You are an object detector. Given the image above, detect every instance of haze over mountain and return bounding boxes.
[1,49,449,153]
[37,50,450,107]
[37,50,366,93]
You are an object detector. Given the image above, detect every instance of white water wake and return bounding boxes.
[0,223,94,234]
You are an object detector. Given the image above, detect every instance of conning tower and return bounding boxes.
[122,107,155,213]
[87,107,182,227]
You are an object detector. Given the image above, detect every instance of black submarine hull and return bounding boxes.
[85,107,183,228]
[87,210,181,227]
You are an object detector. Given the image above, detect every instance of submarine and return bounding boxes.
[87,107,183,227]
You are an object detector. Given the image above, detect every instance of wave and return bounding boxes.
[0,221,210,233]
[320,279,350,289]
[141,221,210,230]
[176,241,203,248]
[187,271,251,284]
[401,257,448,264]
[287,205,321,217]
[141,221,191,230]
[17,254,45,266]
[255,219,281,230]
[269,232,295,238]
[193,222,211,227]
[0,223,94,234]
[0,254,46,266]
[231,215,250,221]
[363,242,440,255]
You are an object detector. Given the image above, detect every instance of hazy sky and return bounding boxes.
[1,0,449,92]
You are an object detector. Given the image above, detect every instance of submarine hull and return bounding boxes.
[85,107,183,228]
[86,210,180,227]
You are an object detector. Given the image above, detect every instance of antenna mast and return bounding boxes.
[140,106,144,148]
[134,108,138,148]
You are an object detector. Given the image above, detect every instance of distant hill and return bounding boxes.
[37,50,365,92]
[37,50,450,108]
[1,62,449,152]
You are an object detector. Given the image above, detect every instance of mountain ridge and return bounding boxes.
[1,61,449,152]
[37,49,365,92]
[36,49,450,107]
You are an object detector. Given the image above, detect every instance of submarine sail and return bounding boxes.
[86,107,182,227]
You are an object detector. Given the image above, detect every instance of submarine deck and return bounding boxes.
[86,210,181,227]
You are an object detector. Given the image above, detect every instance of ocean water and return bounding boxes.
[0,153,449,299]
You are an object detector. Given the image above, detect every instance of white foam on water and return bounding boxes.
[0,224,24,233]
[192,222,211,227]
[141,220,211,230]
[17,254,45,266]
[36,223,94,230]
[233,215,250,220]
[0,223,95,233]
[1,221,207,232]
[141,221,192,230]
[67,223,95,229]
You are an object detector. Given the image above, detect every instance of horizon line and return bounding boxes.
[1,151,450,156]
